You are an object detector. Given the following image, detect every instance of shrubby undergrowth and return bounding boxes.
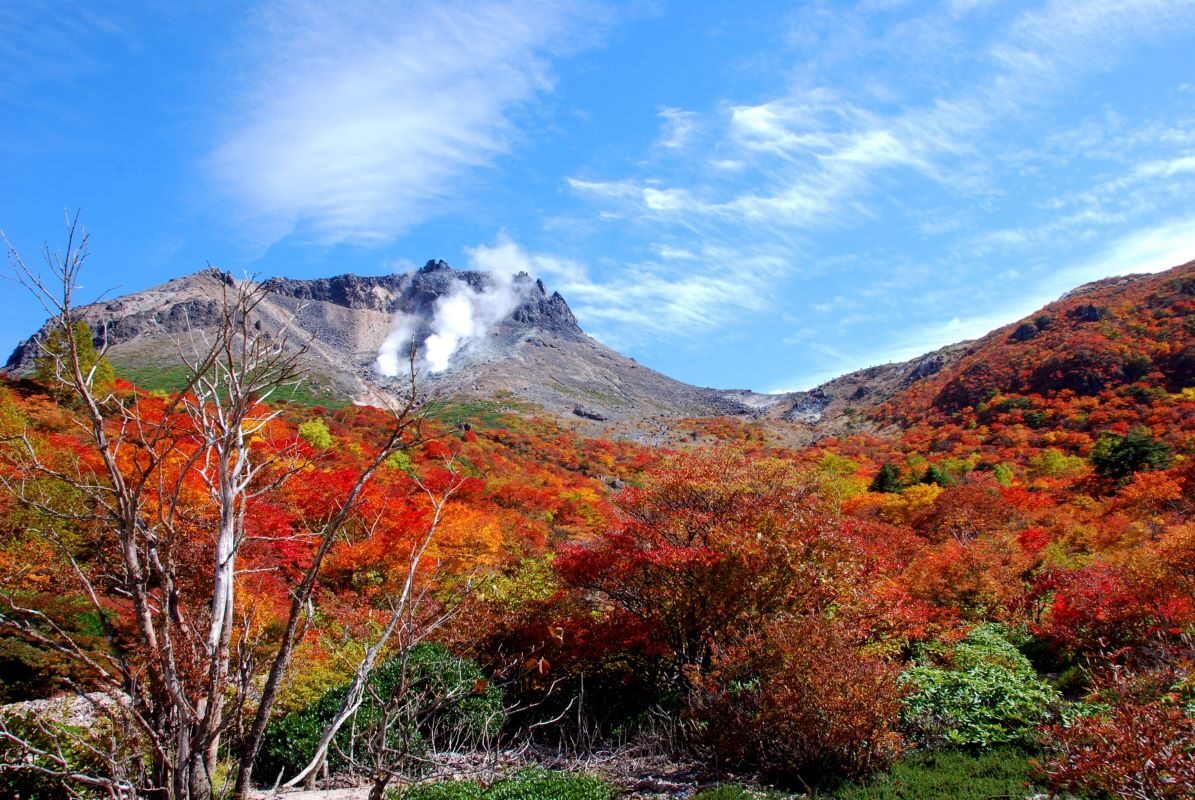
[899,625,1059,747]
[260,643,503,783]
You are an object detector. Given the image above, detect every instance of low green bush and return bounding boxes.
[900,625,1058,747]
[488,769,614,800]
[260,643,503,783]
[396,780,487,800]
[396,769,614,800]
[824,747,1037,799]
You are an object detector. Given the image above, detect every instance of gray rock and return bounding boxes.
[573,404,609,421]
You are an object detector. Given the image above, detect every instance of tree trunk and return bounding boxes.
[188,748,212,800]
[368,772,393,800]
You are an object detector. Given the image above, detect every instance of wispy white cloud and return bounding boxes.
[651,244,698,260]
[210,0,608,247]
[468,232,781,346]
[553,0,1195,391]
[812,295,861,314]
[657,107,698,150]
[569,0,1195,233]
[964,148,1195,258]
[204,0,1195,386]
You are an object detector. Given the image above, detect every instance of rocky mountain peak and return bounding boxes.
[251,261,583,339]
[509,280,579,337]
[30,254,1169,444]
[6,260,586,375]
[197,266,236,286]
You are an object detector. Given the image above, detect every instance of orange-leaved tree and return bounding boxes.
[554,446,844,683]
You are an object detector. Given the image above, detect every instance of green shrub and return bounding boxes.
[298,418,333,449]
[488,769,614,800]
[823,747,1037,800]
[397,781,487,800]
[260,643,503,782]
[385,448,415,474]
[258,679,347,784]
[396,770,614,800]
[991,463,1014,487]
[900,625,1058,748]
[34,321,115,397]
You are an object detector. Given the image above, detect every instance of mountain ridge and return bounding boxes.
[6,261,782,423]
[12,259,1188,441]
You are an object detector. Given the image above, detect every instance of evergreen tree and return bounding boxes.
[869,463,903,493]
[921,464,949,487]
[1090,428,1172,480]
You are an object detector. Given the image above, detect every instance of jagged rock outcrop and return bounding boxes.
[783,390,830,423]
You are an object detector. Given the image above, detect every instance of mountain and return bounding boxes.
[4,261,781,424]
[12,258,1190,440]
[5,258,1193,799]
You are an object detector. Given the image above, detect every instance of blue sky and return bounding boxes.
[3,0,1195,392]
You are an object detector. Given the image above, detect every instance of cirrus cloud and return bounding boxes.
[209,0,609,247]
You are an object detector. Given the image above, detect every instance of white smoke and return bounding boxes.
[374,246,529,377]
[374,315,417,377]
[422,271,524,372]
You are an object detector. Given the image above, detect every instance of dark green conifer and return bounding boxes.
[869,463,903,493]
[921,464,949,487]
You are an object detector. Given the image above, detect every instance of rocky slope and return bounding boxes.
[760,343,971,435]
[5,259,971,437]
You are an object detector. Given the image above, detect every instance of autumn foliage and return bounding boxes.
[554,448,842,677]
[2,261,1194,795]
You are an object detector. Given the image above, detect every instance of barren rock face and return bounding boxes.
[5,260,964,441]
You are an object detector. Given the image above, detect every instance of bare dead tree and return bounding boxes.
[0,214,431,800]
